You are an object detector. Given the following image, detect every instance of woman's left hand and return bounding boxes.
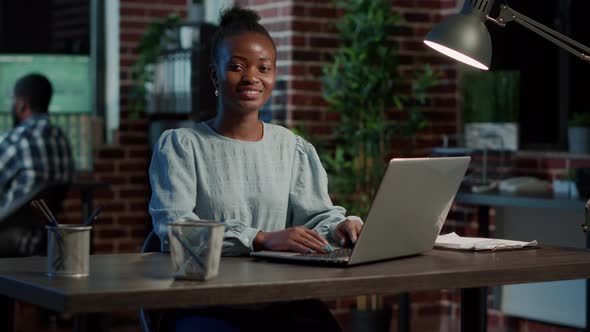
[332,219,363,247]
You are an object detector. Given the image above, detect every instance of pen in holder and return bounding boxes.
[31,199,92,277]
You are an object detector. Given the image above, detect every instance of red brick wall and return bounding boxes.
[395,0,461,152]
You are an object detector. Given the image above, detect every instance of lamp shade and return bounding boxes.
[424,6,493,70]
[427,0,590,70]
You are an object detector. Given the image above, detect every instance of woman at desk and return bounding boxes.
[148,6,362,332]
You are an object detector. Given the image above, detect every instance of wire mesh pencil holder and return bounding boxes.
[168,220,225,281]
[46,225,92,277]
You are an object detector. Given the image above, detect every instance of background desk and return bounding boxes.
[1,247,590,332]
[456,190,589,330]
[456,190,585,238]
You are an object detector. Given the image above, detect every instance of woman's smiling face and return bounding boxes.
[212,31,276,115]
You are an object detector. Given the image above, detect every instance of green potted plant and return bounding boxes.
[568,112,590,154]
[462,70,520,150]
[320,0,439,218]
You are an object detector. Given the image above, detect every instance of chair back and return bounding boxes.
[140,230,162,332]
[0,183,70,258]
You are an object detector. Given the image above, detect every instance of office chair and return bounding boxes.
[0,182,70,258]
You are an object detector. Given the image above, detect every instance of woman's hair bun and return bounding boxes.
[210,6,275,61]
[219,6,261,28]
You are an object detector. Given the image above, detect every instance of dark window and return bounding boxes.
[0,0,90,54]
[488,0,590,150]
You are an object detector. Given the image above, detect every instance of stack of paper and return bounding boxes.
[435,232,538,251]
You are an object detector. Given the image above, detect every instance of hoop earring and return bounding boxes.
[214,89,219,97]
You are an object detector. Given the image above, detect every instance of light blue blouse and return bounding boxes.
[148,122,349,255]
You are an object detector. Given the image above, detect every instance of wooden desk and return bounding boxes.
[455,190,589,331]
[456,190,585,238]
[1,246,590,331]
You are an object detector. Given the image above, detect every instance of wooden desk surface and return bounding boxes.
[1,246,590,314]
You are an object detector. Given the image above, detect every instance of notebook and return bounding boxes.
[435,232,538,251]
[250,156,471,266]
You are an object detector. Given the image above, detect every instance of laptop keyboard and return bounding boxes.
[300,248,353,259]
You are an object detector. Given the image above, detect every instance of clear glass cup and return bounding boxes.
[168,220,225,280]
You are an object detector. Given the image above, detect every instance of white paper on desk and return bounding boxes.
[435,232,538,251]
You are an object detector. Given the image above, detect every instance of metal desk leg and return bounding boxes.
[461,288,487,332]
[586,277,590,332]
[477,206,490,238]
[586,231,590,332]
[398,292,410,332]
[0,295,14,332]
[464,205,490,332]
[74,314,88,332]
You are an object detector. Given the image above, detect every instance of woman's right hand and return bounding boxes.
[253,226,331,254]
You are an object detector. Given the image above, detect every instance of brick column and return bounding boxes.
[395,0,461,152]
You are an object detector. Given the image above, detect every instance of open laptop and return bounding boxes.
[250,156,471,266]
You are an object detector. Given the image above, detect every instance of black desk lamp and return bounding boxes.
[423,0,590,70]
[425,0,590,232]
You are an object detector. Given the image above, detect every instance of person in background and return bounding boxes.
[148,6,362,332]
[0,73,73,217]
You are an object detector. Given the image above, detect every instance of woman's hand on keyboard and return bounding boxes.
[332,219,363,247]
[253,226,331,254]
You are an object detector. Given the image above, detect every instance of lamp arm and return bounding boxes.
[490,4,590,62]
